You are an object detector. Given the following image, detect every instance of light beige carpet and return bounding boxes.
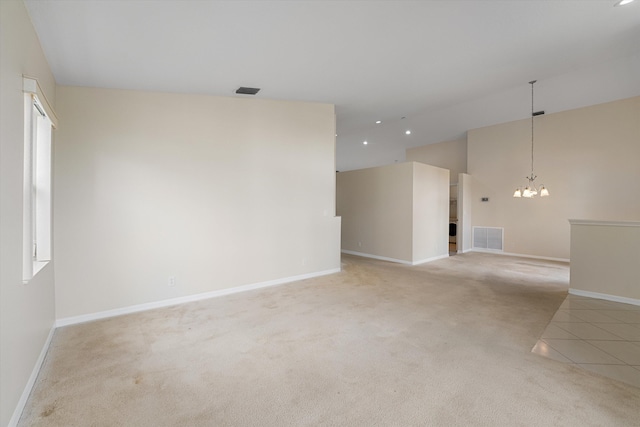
[19,253,640,426]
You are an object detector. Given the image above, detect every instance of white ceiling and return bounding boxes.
[24,0,640,170]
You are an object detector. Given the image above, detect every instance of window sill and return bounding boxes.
[22,260,50,284]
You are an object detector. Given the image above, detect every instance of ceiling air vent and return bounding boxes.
[236,87,260,95]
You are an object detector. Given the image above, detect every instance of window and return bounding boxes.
[22,77,55,283]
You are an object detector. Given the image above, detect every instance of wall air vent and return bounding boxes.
[473,226,504,251]
[236,87,261,95]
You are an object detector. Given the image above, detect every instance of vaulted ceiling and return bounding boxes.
[25,0,640,170]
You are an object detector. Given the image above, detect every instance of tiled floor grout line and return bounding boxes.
[542,337,629,366]
[552,323,625,341]
[533,294,640,387]
[555,320,638,341]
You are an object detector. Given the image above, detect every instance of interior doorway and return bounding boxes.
[449,184,457,255]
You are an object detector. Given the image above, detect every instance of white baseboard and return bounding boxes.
[341,250,449,266]
[569,289,640,307]
[469,248,569,263]
[9,323,56,427]
[56,268,341,327]
[411,254,450,265]
[341,250,413,265]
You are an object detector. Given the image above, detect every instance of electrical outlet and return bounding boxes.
[168,276,176,287]
[358,242,362,247]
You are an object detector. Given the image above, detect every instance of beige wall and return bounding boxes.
[458,173,473,253]
[337,163,414,262]
[467,97,640,260]
[337,162,448,264]
[412,163,450,262]
[406,137,467,184]
[0,1,57,425]
[570,220,640,302]
[54,86,340,319]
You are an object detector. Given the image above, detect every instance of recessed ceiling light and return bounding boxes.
[614,0,635,5]
[363,141,368,145]
[405,130,411,135]
[375,120,382,124]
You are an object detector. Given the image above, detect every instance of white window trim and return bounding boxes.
[22,77,57,283]
[22,76,58,127]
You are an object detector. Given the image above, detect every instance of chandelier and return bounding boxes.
[513,80,549,198]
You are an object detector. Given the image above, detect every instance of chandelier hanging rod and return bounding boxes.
[513,79,549,198]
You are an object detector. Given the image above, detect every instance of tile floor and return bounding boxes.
[532,293,640,388]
